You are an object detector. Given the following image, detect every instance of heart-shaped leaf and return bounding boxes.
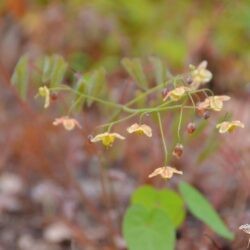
[132,185,185,227]
[123,205,175,250]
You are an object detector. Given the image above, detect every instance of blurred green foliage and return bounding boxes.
[7,0,248,73]
[69,0,250,68]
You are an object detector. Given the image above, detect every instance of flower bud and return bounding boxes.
[203,111,210,120]
[161,88,170,99]
[187,122,196,134]
[172,144,184,159]
[186,76,193,85]
[51,93,58,101]
[87,135,93,144]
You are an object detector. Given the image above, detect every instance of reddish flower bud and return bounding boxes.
[172,143,184,159]
[186,76,193,85]
[51,93,58,101]
[196,102,205,116]
[187,122,196,134]
[161,88,169,99]
[87,135,93,144]
[203,111,210,120]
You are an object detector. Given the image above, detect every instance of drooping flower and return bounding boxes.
[53,116,82,131]
[197,95,230,112]
[187,122,196,134]
[216,120,244,133]
[90,132,125,147]
[148,166,183,179]
[203,111,211,119]
[172,144,184,159]
[163,86,191,101]
[190,61,213,89]
[38,86,50,108]
[127,123,152,137]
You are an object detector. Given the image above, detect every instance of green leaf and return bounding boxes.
[132,185,185,227]
[42,55,68,87]
[123,205,175,250]
[50,55,68,87]
[121,58,148,90]
[149,57,166,85]
[42,56,52,83]
[11,55,29,100]
[85,68,107,107]
[179,181,234,240]
[73,76,86,112]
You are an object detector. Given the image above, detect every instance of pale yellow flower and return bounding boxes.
[190,61,213,88]
[38,86,50,108]
[127,123,152,137]
[216,120,244,133]
[91,132,125,147]
[148,166,183,179]
[53,116,82,131]
[197,95,230,111]
[163,86,191,101]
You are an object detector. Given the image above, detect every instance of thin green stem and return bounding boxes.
[157,112,168,164]
[177,106,184,142]
[51,86,126,110]
[137,104,194,114]
[102,76,183,125]
[99,112,138,128]
[49,77,213,131]
[139,112,147,123]
[51,86,195,120]
[202,88,215,96]
[187,92,196,115]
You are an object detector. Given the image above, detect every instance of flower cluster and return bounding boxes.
[36,61,245,180]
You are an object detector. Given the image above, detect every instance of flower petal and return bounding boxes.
[127,123,152,137]
[198,60,208,69]
[38,86,50,108]
[148,168,163,178]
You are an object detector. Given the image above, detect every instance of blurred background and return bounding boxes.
[0,0,250,249]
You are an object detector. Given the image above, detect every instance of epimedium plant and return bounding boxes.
[11,54,244,249]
